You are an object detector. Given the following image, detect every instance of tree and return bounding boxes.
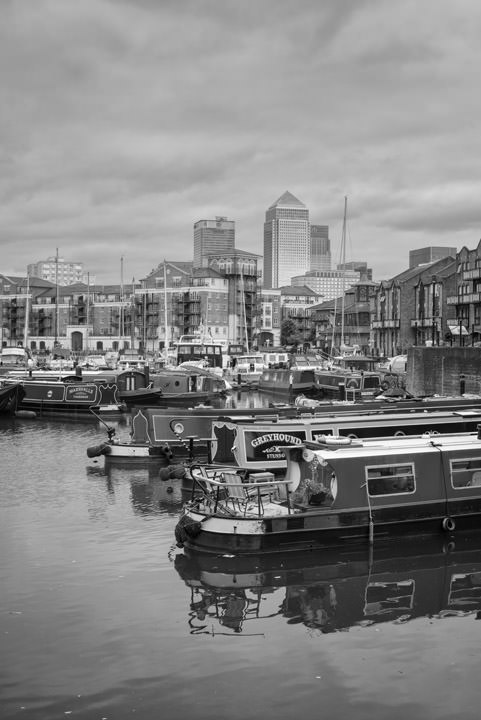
[281,319,302,348]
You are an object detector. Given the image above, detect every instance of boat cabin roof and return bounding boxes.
[308,431,481,462]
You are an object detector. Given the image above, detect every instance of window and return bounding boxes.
[450,458,481,488]
[366,464,415,496]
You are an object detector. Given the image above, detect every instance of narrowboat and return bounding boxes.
[87,395,481,464]
[210,407,481,471]
[86,406,270,463]
[175,537,481,633]
[174,429,481,556]
[314,367,383,400]
[257,367,322,399]
[5,376,124,415]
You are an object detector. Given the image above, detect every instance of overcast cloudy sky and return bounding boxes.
[1,0,481,285]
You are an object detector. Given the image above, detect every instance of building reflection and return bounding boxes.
[174,537,481,636]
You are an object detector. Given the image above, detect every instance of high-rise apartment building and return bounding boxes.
[263,191,310,289]
[27,256,88,285]
[193,216,235,267]
[310,224,331,271]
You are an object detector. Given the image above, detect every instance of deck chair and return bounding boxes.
[222,472,247,512]
[223,472,264,515]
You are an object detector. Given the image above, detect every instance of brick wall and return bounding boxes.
[408,347,481,396]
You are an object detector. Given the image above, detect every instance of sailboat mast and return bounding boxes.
[54,247,59,346]
[120,256,124,347]
[241,264,249,353]
[86,272,90,353]
[163,260,169,355]
[340,196,347,351]
[24,272,30,349]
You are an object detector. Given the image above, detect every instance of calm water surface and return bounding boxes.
[1,396,481,720]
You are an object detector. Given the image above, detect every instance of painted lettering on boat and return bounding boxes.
[250,433,304,448]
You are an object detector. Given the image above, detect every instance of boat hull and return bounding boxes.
[15,379,124,415]
[177,501,481,556]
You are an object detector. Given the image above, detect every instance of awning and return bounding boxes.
[448,324,469,335]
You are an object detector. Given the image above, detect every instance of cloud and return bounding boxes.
[1,0,481,283]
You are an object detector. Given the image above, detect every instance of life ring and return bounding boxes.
[394,430,406,437]
[346,379,359,389]
[442,517,456,532]
[381,381,390,391]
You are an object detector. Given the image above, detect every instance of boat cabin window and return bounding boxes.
[366,464,415,496]
[450,458,481,488]
[362,375,381,389]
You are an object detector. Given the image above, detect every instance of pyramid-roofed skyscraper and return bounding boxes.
[263,191,310,289]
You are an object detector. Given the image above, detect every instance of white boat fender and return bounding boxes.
[442,517,456,532]
[316,435,352,446]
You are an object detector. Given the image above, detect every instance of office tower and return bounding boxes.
[193,216,235,267]
[263,191,310,289]
[310,224,331,271]
[409,246,457,268]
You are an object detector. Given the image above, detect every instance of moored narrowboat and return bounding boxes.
[175,430,481,556]
[210,407,481,471]
[258,367,321,398]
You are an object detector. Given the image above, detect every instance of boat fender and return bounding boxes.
[174,514,204,547]
[160,443,174,461]
[442,517,456,532]
[86,442,111,458]
[317,435,352,446]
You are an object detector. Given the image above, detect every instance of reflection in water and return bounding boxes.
[86,460,184,515]
[174,537,481,636]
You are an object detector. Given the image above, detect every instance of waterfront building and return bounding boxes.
[257,288,282,348]
[193,216,235,268]
[279,284,322,346]
[291,268,360,301]
[372,256,456,356]
[263,191,310,289]
[208,250,260,350]
[0,273,136,355]
[310,224,331,272]
[311,280,378,355]
[137,261,228,351]
[446,239,481,344]
[409,246,456,269]
[27,256,90,285]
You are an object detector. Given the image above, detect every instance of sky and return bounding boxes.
[1,0,481,285]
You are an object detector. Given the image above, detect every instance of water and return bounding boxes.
[2,397,481,720]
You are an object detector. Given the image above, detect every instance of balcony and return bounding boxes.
[410,317,440,329]
[447,293,481,305]
[462,268,481,280]
[371,319,400,329]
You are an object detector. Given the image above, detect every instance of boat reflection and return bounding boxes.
[174,537,481,635]
[86,461,184,514]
